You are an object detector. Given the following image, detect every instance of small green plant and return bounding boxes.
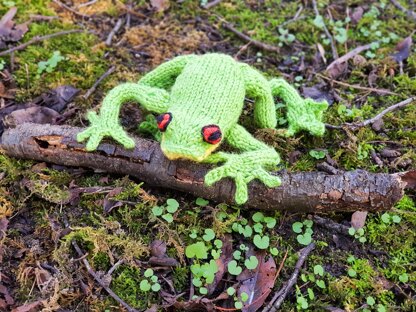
[309,149,326,159]
[348,227,367,243]
[195,197,209,206]
[139,269,161,292]
[277,28,296,46]
[295,286,309,310]
[380,212,401,224]
[151,198,179,223]
[0,60,5,71]
[292,220,313,245]
[37,51,66,74]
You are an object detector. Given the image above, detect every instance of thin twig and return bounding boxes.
[105,18,124,46]
[52,0,91,19]
[326,97,415,131]
[72,240,139,312]
[82,66,116,100]
[390,0,416,21]
[76,0,98,8]
[313,216,350,235]
[222,22,280,53]
[348,97,416,129]
[280,5,304,28]
[264,243,316,312]
[312,0,338,59]
[203,0,222,10]
[107,259,125,276]
[0,29,83,57]
[326,41,378,73]
[317,73,399,95]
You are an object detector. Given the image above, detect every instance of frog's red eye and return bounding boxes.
[156,113,172,132]
[202,125,222,144]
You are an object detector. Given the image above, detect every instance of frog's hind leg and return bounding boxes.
[269,78,328,137]
[241,64,277,129]
[139,54,196,90]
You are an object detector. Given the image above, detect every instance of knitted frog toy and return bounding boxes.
[77,53,328,204]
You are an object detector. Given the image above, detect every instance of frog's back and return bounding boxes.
[169,54,246,128]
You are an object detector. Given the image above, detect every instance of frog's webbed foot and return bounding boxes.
[204,151,281,205]
[77,111,135,151]
[286,98,328,137]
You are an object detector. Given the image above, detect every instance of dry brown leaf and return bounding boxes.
[351,211,368,229]
[237,249,277,312]
[392,36,412,63]
[150,0,170,12]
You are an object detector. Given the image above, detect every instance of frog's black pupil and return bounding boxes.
[208,131,221,141]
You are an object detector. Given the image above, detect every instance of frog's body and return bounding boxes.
[77,53,328,204]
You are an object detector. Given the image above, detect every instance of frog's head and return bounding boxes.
[156,112,223,162]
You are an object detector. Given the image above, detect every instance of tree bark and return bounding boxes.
[0,123,412,213]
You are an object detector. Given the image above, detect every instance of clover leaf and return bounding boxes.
[240,292,249,302]
[151,283,161,292]
[233,250,242,260]
[228,260,242,275]
[270,247,279,256]
[214,239,223,249]
[244,255,259,270]
[264,217,276,228]
[227,287,236,296]
[139,279,151,292]
[292,222,303,233]
[162,213,173,223]
[253,234,270,249]
[196,197,209,206]
[252,212,264,222]
[186,242,208,259]
[202,228,215,241]
[166,198,179,213]
[297,232,312,246]
[144,268,154,278]
[313,265,324,276]
[152,206,164,217]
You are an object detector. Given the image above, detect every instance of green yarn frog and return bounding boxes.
[77,53,328,204]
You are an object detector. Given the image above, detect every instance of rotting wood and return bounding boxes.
[1,123,413,213]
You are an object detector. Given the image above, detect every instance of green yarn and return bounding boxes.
[77,53,328,205]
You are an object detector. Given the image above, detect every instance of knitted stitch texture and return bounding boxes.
[77,53,328,204]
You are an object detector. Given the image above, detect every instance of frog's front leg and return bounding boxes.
[77,83,170,151]
[204,124,281,205]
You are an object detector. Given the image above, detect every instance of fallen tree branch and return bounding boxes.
[222,23,280,53]
[262,243,316,312]
[71,240,139,312]
[0,29,83,57]
[1,123,412,213]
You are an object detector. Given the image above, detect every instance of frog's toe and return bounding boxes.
[234,176,249,205]
[85,133,104,151]
[255,169,281,188]
[205,166,228,186]
[77,127,93,143]
[86,111,99,123]
[112,130,135,149]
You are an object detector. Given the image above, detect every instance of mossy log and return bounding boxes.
[1,123,412,213]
